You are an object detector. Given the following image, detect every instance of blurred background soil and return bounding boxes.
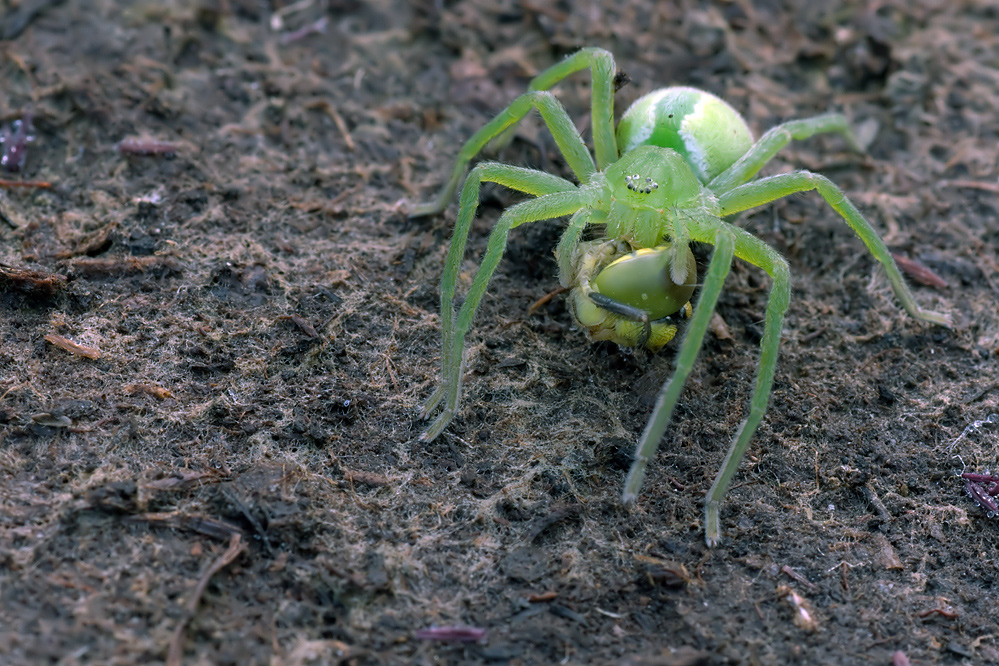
[1,0,998,664]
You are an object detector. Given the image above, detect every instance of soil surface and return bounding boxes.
[2,1,998,665]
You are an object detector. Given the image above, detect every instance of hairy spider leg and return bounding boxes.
[421,165,592,441]
[621,229,736,506]
[487,47,619,171]
[620,216,791,546]
[424,162,577,419]
[708,114,862,193]
[411,91,596,217]
[718,171,951,327]
[522,47,619,169]
[554,207,596,284]
[700,226,789,546]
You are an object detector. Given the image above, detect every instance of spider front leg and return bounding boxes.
[514,46,619,169]
[421,170,589,442]
[700,226,791,546]
[412,48,621,218]
[621,220,791,546]
[717,171,952,327]
[411,91,596,218]
[422,162,577,421]
[708,114,863,193]
[623,229,736,508]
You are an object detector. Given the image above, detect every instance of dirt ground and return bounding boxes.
[1,0,998,664]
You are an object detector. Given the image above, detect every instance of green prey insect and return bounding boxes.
[411,47,951,545]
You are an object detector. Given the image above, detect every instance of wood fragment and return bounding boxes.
[0,263,67,297]
[55,221,117,259]
[124,383,174,400]
[69,255,179,278]
[634,554,690,589]
[133,512,244,541]
[44,333,101,359]
[279,16,327,44]
[414,625,487,643]
[943,179,999,193]
[0,178,52,189]
[891,253,948,290]
[278,314,318,338]
[862,483,891,523]
[342,468,390,487]
[780,565,817,590]
[166,533,246,666]
[117,139,179,157]
[141,471,215,492]
[709,312,733,340]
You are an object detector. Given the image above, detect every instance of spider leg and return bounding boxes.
[623,230,736,507]
[522,47,619,169]
[421,168,591,441]
[426,163,576,417]
[422,162,576,423]
[718,171,951,327]
[412,91,597,218]
[708,114,862,194]
[698,224,791,546]
[554,208,597,286]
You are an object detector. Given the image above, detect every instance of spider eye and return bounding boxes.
[624,173,661,195]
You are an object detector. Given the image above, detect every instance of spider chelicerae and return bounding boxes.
[411,48,950,545]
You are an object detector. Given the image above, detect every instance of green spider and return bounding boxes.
[411,47,950,545]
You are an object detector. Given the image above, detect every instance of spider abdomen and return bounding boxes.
[616,87,754,183]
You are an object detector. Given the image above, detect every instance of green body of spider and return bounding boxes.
[412,48,950,545]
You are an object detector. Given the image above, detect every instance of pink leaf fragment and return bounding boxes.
[415,625,487,643]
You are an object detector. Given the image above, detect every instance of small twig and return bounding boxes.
[166,533,246,666]
[117,139,179,157]
[342,468,390,487]
[414,625,487,643]
[862,482,891,523]
[304,99,356,152]
[44,333,101,359]
[780,565,817,591]
[277,313,318,338]
[0,178,51,189]
[943,179,999,193]
[891,253,948,290]
[527,285,567,314]
[280,16,328,44]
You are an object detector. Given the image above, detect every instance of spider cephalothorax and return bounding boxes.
[411,48,950,545]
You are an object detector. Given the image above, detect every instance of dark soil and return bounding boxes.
[2,1,998,664]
